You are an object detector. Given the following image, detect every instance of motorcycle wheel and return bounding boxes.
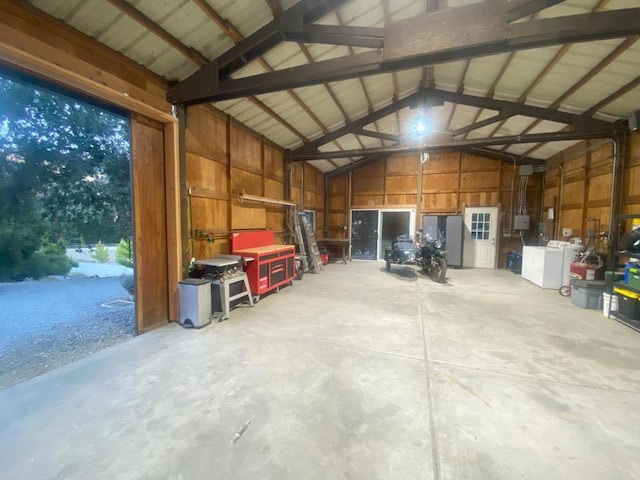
[385,260,391,272]
[430,257,447,283]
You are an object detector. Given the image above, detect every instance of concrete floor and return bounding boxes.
[1,262,640,479]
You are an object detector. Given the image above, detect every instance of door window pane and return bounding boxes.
[470,213,491,241]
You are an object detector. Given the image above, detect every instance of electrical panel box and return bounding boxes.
[514,215,530,230]
[519,165,534,176]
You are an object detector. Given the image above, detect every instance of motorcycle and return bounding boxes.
[384,232,447,282]
[384,234,418,272]
[416,234,447,283]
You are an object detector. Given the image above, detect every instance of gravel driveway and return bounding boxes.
[0,277,135,390]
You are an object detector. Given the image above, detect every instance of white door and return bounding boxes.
[463,207,498,268]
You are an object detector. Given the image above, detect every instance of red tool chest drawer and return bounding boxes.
[231,231,295,298]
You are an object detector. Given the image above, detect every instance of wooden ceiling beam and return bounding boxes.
[283,25,384,49]
[351,129,400,143]
[445,58,471,131]
[451,110,516,137]
[214,0,349,78]
[193,0,356,161]
[292,131,594,161]
[381,0,402,140]
[507,0,566,22]
[169,6,640,105]
[334,8,385,148]
[294,86,617,156]
[293,90,429,155]
[262,0,364,155]
[461,48,518,140]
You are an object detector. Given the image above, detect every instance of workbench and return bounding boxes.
[319,238,351,264]
[231,230,295,301]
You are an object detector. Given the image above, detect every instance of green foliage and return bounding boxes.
[25,239,78,279]
[0,147,48,281]
[115,238,134,267]
[121,274,135,295]
[92,241,110,263]
[0,73,132,246]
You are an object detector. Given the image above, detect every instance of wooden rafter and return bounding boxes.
[107,0,309,144]
[192,0,352,167]
[334,9,385,148]
[499,35,638,152]
[293,87,615,157]
[507,0,567,22]
[518,73,637,158]
[499,0,615,154]
[420,0,439,90]
[168,7,640,104]
[105,0,207,66]
[584,76,640,117]
[446,58,472,131]
[381,0,402,140]
[486,43,573,138]
[263,0,366,156]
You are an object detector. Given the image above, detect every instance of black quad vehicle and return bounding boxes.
[384,232,447,282]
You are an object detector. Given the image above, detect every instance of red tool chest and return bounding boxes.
[231,230,295,299]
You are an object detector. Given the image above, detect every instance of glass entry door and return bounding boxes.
[351,209,415,260]
[380,211,412,257]
[351,210,378,260]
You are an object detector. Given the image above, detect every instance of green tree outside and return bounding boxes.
[115,238,134,268]
[0,72,133,280]
[91,241,110,264]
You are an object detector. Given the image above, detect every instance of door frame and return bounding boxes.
[350,207,416,261]
[463,205,501,269]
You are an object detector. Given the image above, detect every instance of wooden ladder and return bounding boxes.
[292,208,310,272]
[298,212,323,272]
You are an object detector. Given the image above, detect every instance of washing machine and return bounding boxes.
[521,240,584,289]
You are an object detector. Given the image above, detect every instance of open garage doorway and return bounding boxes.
[0,68,136,389]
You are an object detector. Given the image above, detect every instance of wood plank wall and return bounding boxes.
[542,132,640,249]
[328,151,541,266]
[185,104,325,259]
[131,115,169,333]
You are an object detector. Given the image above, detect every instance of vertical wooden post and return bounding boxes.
[581,147,591,239]
[416,153,423,229]
[163,119,181,322]
[383,157,388,205]
[498,158,503,233]
[177,104,189,274]
[261,136,266,197]
[226,115,232,235]
[457,151,462,214]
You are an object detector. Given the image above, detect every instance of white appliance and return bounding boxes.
[522,241,584,289]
